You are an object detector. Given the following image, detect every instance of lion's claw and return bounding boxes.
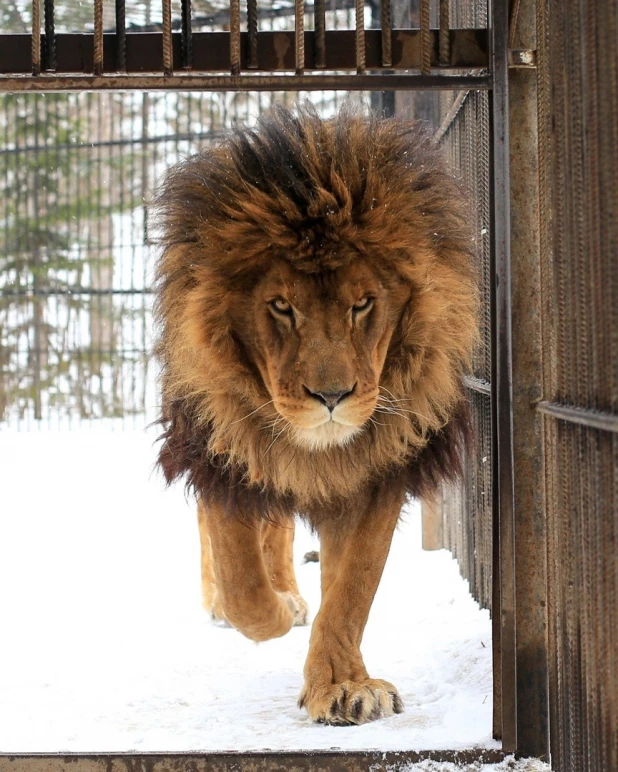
[299,679,404,725]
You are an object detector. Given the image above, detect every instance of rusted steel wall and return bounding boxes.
[538,1,618,770]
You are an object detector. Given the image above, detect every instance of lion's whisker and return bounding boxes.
[375,403,432,422]
[265,425,288,454]
[377,394,416,404]
[229,399,275,425]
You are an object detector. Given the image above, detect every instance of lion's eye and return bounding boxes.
[352,296,374,313]
[270,298,293,316]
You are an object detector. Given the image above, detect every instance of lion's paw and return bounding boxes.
[278,591,309,626]
[298,678,403,725]
[203,587,231,627]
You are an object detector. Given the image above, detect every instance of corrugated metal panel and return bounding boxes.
[539,0,618,769]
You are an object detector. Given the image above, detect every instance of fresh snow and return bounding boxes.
[0,424,548,769]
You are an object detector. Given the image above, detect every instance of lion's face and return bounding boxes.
[243,259,410,450]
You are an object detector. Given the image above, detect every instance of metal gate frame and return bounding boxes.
[0,0,533,767]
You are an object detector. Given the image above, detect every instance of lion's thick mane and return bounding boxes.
[154,105,478,521]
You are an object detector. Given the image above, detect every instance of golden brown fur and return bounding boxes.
[154,105,478,725]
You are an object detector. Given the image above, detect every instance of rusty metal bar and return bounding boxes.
[420,0,431,74]
[463,375,491,395]
[537,402,618,434]
[181,0,193,68]
[43,0,56,70]
[313,0,326,68]
[162,0,173,75]
[489,0,517,752]
[230,0,241,74]
[0,29,490,74]
[355,0,365,73]
[0,750,507,771]
[31,0,41,75]
[115,0,127,71]
[379,0,391,67]
[434,90,469,141]
[247,0,258,69]
[0,72,492,92]
[509,0,550,754]
[509,0,522,49]
[439,0,449,66]
[93,0,104,75]
[295,0,305,74]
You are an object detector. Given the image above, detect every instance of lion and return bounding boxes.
[154,104,478,726]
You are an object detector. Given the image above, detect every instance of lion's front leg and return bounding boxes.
[300,486,405,725]
[198,501,297,642]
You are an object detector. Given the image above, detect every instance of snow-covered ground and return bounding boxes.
[0,424,547,769]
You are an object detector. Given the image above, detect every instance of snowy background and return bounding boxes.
[0,425,550,770]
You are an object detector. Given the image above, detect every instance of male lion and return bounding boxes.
[155,105,478,726]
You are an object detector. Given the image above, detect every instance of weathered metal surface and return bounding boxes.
[1,750,507,771]
[538,0,618,770]
[463,375,491,396]
[0,73,492,93]
[489,0,516,753]
[536,401,618,434]
[508,0,549,757]
[0,29,488,75]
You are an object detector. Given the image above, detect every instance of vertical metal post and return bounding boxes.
[247,0,258,69]
[509,0,550,760]
[314,0,326,68]
[162,0,173,75]
[380,0,392,67]
[355,0,365,73]
[115,0,127,70]
[31,0,41,75]
[420,0,431,74]
[93,0,104,75]
[489,0,517,753]
[181,0,193,69]
[230,0,241,74]
[43,0,56,70]
[438,0,449,66]
[295,0,305,74]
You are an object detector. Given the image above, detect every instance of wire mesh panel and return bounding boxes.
[428,88,493,611]
[538,1,618,769]
[0,88,365,429]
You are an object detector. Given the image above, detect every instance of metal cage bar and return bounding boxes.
[43,0,56,70]
[181,0,193,68]
[247,0,258,69]
[230,0,241,74]
[314,0,326,68]
[93,0,104,75]
[162,0,173,75]
[115,0,127,70]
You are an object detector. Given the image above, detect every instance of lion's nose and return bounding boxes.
[304,386,355,411]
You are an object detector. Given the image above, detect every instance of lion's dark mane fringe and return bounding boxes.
[401,398,472,498]
[158,395,472,518]
[157,405,295,523]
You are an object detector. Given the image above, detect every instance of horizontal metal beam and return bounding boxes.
[0,29,488,75]
[2,750,507,771]
[0,73,491,93]
[1,288,154,296]
[536,400,618,434]
[464,375,492,395]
